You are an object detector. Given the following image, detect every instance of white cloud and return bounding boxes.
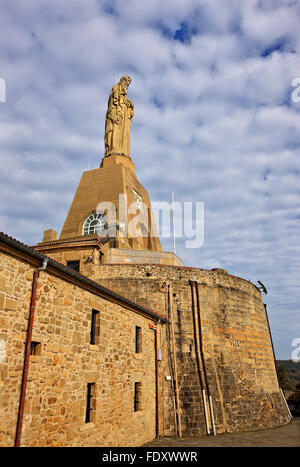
[241,0,300,47]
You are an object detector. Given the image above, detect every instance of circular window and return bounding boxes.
[82,213,106,236]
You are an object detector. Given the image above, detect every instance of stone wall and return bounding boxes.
[104,248,184,266]
[33,244,184,278]
[92,264,290,436]
[0,249,159,447]
[0,247,291,446]
[34,244,97,278]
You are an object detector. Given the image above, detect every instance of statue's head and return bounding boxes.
[119,75,132,89]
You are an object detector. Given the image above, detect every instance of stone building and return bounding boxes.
[0,232,167,446]
[0,77,291,446]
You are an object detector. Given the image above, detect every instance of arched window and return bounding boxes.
[82,213,106,236]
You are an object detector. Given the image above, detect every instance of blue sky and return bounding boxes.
[0,0,300,359]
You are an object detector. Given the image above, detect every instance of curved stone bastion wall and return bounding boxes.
[92,263,290,437]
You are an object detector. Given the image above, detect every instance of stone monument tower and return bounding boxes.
[34,77,183,272]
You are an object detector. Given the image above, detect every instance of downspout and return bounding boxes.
[195,281,216,436]
[155,325,159,436]
[168,284,182,438]
[189,280,210,435]
[164,290,178,437]
[14,259,48,447]
[189,281,203,388]
[150,321,160,437]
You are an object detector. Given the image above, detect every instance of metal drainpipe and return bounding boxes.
[14,259,48,447]
[189,280,204,388]
[150,321,160,437]
[168,284,182,438]
[165,290,178,437]
[189,280,210,435]
[195,281,216,436]
[154,323,160,437]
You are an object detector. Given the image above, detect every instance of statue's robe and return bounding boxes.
[104,81,134,158]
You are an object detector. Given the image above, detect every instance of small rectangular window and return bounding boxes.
[135,326,142,353]
[85,383,96,423]
[30,341,41,356]
[90,310,100,345]
[66,260,80,273]
[134,382,141,412]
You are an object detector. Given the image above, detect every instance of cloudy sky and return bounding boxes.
[0,0,300,359]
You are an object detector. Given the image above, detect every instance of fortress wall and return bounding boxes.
[94,264,290,436]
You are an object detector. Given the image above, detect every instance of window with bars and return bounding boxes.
[90,309,100,345]
[85,383,96,423]
[134,382,141,412]
[135,326,142,353]
[66,260,80,273]
[30,341,41,356]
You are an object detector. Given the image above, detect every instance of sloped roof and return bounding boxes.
[0,231,167,323]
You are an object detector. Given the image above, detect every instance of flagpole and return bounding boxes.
[172,192,176,256]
